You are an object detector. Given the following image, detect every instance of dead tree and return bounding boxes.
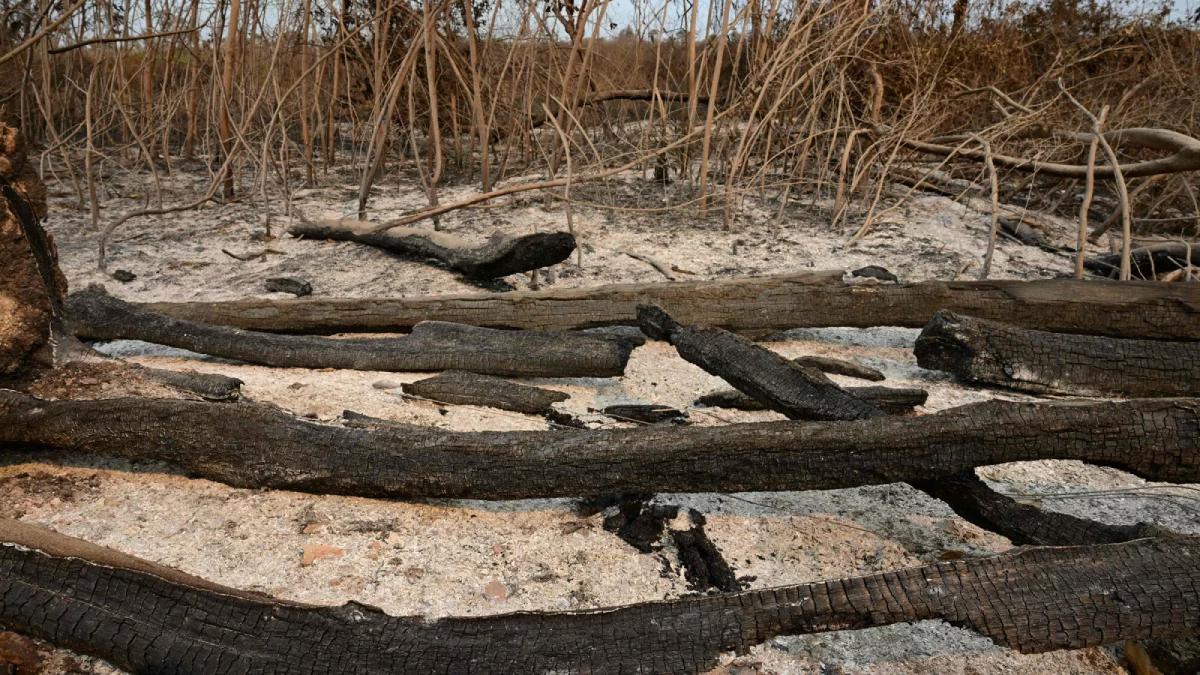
[67,288,637,378]
[3,519,1198,674]
[915,311,1199,397]
[2,392,1197,500]
[131,272,1200,339]
[289,219,576,279]
[0,123,244,403]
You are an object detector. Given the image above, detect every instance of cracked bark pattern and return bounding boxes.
[2,392,1196,499]
[66,289,635,378]
[915,311,1200,397]
[134,272,1200,339]
[2,520,1199,674]
[289,219,576,278]
[638,306,884,421]
[401,370,569,415]
[696,385,926,415]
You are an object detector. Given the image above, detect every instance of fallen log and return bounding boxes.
[133,272,1200,340]
[401,370,568,415]
[1086,242,1197,280]
[66,288,636,378]
[2,520,1198,674]
[601,404,689,425]
[696,385,927,415]
[914,311,1200,397]
[289,219,575,279]
[793,356,885,382]
[2,392,1196,500]
[639,306,884,421]
[914,471,1171,548]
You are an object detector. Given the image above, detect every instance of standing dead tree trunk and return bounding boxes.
[0,123,242,402]
[133,273,1200,339]
[2,393,1197,500]
[915,311,1200,397]
[3,519,1199,674]
[289,219,576,279]
[65,289,636,378]
[638,306,885,421]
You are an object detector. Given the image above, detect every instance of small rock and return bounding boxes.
[404,566,426,582]
[483,579,509,601]
[300,543,344,566]
[111,269,137,283]
[372,379,405,390]
[265,277,313,296]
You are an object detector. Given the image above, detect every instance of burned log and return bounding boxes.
[66,288,635,378]
[639,305,884,421]
[793,356,885,381]
[915,311,1200,397]
[2,520,1199,674]
[1085,242,1197,280]
[697,385,927,415]
[2,392,1197,500]
[134,272,1200,340]
[401,370,568,415]
[601,404,688,425]
[289,219,575,279]
[914,471,1172,547]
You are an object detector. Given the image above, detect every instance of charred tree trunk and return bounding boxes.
[696,386,927,415]
[289,219,576,278]
[915,311,1200,397]
[66,289,637,378]
[2,392,1197,500]
[638,306,884,421]
[131,272,1200,339]
[2,520,1198,674]
[401,370,569,415]
[792,356,885,381]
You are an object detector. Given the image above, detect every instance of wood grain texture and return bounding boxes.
[3,519,1198,674]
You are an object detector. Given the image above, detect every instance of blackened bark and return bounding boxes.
[1086,242,1198,280]
[696,386,927,415]
[3,520,1199,673]
[1,392,1196,500]
[638,306,884,421]
[401,370,569,415]
[66,288,635,378]
[915,311,1200,397]
[793,356,885,382]
[134,273,1200,340]
[289,219,575,278]
[913,472,1171,547]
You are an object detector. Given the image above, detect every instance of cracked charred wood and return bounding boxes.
[289,219,575,278]
[66,288,634,378]
[1085,242,1198,280]
[2,392,1197,500]
[3,520,1199,674]
[915,311,1200,397]
[671,509,742,593]
[696,385,927,415]
[792,356,885,382]
[639,305,884,421]
[401,370,569,415]
[133,272,1200,340]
